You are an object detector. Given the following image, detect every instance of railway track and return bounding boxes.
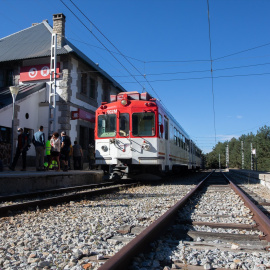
[0,182,137,217]
[99,171,270,270]
[0,171,205,269]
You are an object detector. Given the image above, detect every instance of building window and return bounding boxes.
[89,78,96,99]
[0,71,4,88]
[81,73,87,95]
[6,70,14,86]
[0,126,11,143]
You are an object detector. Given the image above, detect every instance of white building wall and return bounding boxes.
[0,104,13,128]
[69,105,77,144]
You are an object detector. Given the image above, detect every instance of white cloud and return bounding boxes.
[236,115,243,119]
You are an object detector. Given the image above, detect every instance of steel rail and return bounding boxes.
[222,172,270,241]
[0,182,117,201]
[99,171,214,270]
[0,183,137,217]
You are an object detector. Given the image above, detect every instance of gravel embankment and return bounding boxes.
[130,175,270,270]
[0,175,201,270]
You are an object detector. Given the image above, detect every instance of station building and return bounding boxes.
[0,13,126,166]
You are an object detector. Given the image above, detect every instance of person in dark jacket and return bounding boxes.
[73,141,83,170]
[9,127,28,171]
[60,131,71,172]
[32,125,46,171]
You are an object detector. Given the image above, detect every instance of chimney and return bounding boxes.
[52,13,66,47]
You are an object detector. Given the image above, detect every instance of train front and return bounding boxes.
[95,91,160,179]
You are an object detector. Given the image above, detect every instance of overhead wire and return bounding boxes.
[207,0,217,146]
[66,36,145,63]
[214,42,270,61]
[110,62,270,78]
[65,35,270,65]
[118,71,270,84]
[59,0,145,89]
[67,0,164,104]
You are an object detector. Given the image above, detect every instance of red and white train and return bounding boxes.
[95,91,202,178]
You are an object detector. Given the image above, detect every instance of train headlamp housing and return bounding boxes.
[142,141,151,151]
[121,99,128,106]
[101,145,108,152]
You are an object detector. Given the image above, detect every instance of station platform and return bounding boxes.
[229,169,270,190]
[0,167,104,196]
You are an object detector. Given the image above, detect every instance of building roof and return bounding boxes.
[0,23,68,61]
[0,83,46,109]
[0,20,125,92]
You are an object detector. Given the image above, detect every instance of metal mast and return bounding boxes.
[48,33,57,136]
[241,141,244,169]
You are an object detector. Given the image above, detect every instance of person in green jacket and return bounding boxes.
[44,135,57,169]
[45,135,52,166]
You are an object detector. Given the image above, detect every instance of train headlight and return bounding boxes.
[121,99,128,106]
[142,142,150,151]
[101,145,108,152]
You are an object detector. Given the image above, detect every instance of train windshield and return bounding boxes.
[132,112,155,136]
[98,114,116,137]
[119,113,129,136]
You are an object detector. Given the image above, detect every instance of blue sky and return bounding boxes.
[1,0,269,153]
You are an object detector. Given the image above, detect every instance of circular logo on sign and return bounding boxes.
[41,66,50,77]
[29,68,38,78]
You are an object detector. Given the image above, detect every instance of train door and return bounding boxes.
[189,140,193,169]
[158,114,165,170]
[164,117,169,170]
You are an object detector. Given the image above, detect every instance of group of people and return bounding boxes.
[9,126,86,172]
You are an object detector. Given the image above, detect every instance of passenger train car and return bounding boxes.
[95,91,202,178]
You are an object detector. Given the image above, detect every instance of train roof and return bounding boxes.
[110,91,200,146]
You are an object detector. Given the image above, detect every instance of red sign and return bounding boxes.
[71,109,95,123]
[20,63,60,82]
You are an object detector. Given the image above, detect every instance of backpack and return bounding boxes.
[62,136,71,152]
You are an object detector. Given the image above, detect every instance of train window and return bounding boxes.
[98,114,116,137]
[174,128,177,145]
[186,139,190,152]
[177,130,180,147]
[132,112,155,136]
[179,133,182,148]
[159,114,163,138]
[119,113,129,136]
[164,119,168,140]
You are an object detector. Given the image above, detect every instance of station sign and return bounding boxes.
[20,63,60,82]
[71,109,95,123]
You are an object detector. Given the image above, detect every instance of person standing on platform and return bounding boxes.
[60,131,71,172]
[88,143,95,170]
[73,141,83,170]
[68,144,73,170]
[9,127,28,171]
[32,125,46,171]
[46,132,61,171]
[45,135,52,167]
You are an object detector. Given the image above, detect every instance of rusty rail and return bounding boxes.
[0,183,136,217]
[99,171,213,270]
[223,172,270,241]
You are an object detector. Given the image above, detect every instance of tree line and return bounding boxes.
[205,125,270,171]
